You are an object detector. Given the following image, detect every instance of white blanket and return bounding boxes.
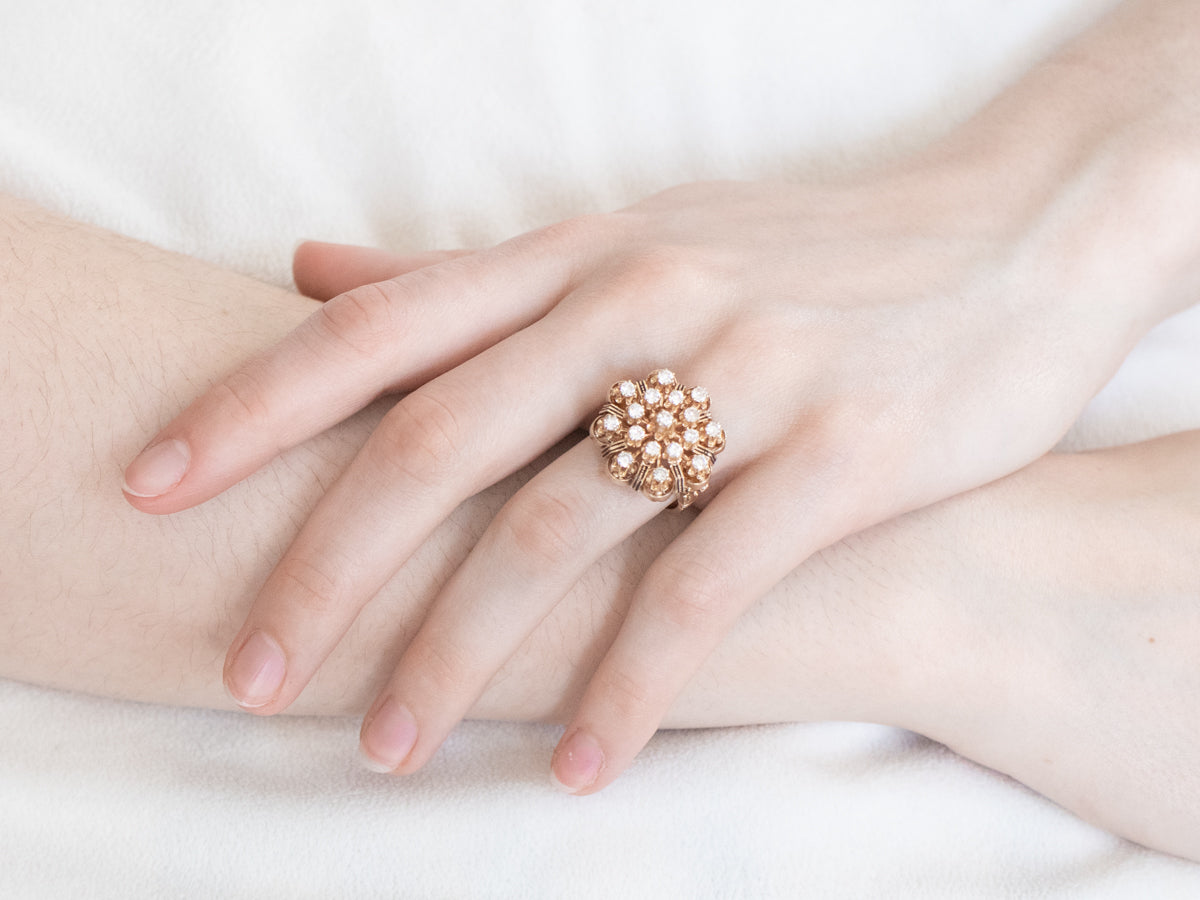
[3,0,1200,895]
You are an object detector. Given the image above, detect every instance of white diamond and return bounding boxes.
[666,442,683,461]
[682,428,699,445]
[643,388,661,405]
[651,466,670,483]
[705,422,723,438]
[619,381,636,398]
[643,440,661,458]
[691,387,709,403]
[654,369,675,385]
[628,425,646,442]
[667,390,684,407]
[627,402,645,419]
[655,411,673,428]
[603,414,620,431]
[616,451,634,468]
[693,455,710,471]
[683,407,700,423]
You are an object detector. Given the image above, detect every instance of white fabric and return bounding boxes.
[2,0,1199,895]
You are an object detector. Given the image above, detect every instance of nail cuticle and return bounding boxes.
[225,630,287,709]
[359,698,419,773]
[122,437,191,498]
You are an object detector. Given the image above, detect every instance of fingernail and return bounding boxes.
[360,698,419,773]
[225,631,286,709]
[551,729,605,794]
[123,438,190,497]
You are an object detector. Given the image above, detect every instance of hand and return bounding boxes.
[121,125,1183,792]
[3,116,1199,860]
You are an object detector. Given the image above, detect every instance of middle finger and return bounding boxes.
[221,315,622,714]
[357,438,662,773]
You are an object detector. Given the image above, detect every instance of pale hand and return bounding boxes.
[121,136,1188,794]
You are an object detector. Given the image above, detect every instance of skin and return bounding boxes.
[0,194,1198,858]
[121,0,1200,795]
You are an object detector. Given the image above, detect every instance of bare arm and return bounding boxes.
[2,195,1200,858]
[107,0,1200,799]
[0,193,887,726]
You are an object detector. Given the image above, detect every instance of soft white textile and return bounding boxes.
[2,1,1199,896]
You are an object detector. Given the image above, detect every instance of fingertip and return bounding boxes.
[293,240,406,301]
[359,745,397,774]
[293,239,397,301]
[292,241,474,300]
[550,728,606,794]
[292,239,343,300]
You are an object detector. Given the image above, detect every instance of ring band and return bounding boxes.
[589,368,725,509]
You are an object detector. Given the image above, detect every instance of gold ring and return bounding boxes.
[589,368,725,509]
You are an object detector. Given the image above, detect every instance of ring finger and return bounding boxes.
[358,368,741,772]
[357,439,661,773]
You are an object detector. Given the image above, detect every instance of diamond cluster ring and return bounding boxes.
[589,368,725,509]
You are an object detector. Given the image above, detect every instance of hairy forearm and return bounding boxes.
[3,194,1143,735]
[4,198,1200,858]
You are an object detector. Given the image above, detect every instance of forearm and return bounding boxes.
[7,199,1200,857]
[967,0,1200,169]
[0,196,896,726]
[0,194,1129,733]
[911,0,1200,328]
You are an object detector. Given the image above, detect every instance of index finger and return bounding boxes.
[121,228,589,514]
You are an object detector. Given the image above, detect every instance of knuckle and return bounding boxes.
[625,245,712,295]
[720,312,800,364]
[369,390,463,489]
[523,213,609,254]
[594,665,657,724]
[497,487,588,575]
[509,212,632,286]
[648,554,730,632]
[312,281,407,361]
[786,402,869,474]
[406,636,477,698]
[214,363,275,431]
[273,556,347,618]
[789,410,882,505]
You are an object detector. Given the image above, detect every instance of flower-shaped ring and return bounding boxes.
[589,368,726,509]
